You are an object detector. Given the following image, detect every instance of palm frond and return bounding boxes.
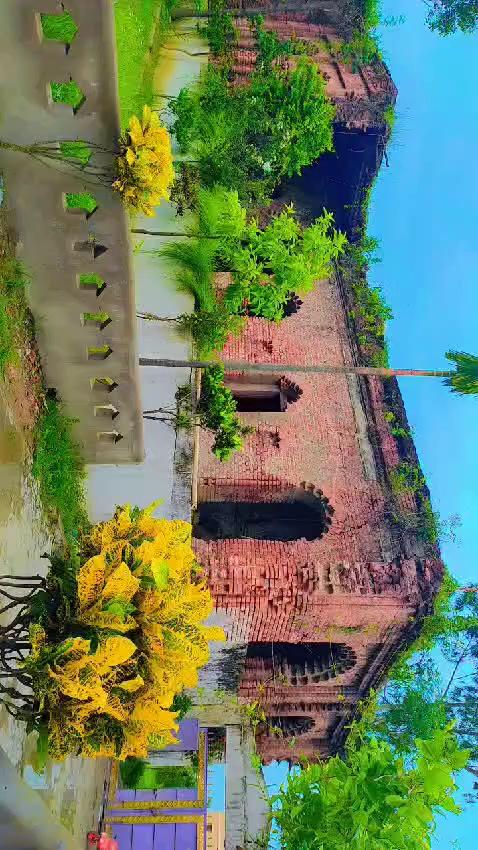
[159,240,216,311]
[445,351,478,396]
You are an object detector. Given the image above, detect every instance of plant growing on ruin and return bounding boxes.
[114,106,174,216]
[0,505,224,761]
[389,461,426,497]
[223,207,346,321]
[171,57,335,201]
[199,366,252,461]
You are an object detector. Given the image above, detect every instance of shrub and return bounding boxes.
[171,58,335,201]
[114,106,174,216]
[22,505,225,761]
[178,307,245,359]
[224,207,346,321]
[204,6,237,56]
[390,461,425,497]
[199,366,251,461]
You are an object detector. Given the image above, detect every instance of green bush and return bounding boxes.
[178,306,245,359]
[224,207,346,321]
[199,365,251,461]
[203,6,237,56]
[171,57,335,202]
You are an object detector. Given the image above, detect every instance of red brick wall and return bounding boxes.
[229,16,397,129]
[194,274,442,760]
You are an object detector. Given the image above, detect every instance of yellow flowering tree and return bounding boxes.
[113,106,175,216]
[2,504,223,761]
[1,106,174,218]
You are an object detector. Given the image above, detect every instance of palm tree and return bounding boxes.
[138,351,478,397]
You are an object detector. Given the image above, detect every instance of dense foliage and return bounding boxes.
[373,585,478,796]
[199,366,251,461]
[426,0,478,34]
[273,716,468,850]
[2,505,223,761]
[223,207,346,322]
[114,106,174,216]
[171,58,335,202]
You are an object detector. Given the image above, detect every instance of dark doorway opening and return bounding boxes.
[193,498,330,541]
[224,375,302,414]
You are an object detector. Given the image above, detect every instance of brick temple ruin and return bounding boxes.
[193,6,443,763]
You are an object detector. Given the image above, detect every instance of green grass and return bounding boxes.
[0,247,27,376]
[51,80,85,111]
[32,397,88,549]
[119,758,197,790]
[114,0,176,128]
[59,141,92,167]
[83,311,110,326]
[65,192,98,215]
[79,273,105,292]
[40,11,79,45]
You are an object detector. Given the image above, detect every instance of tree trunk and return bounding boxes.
[138,356,454,380]
[132,229,221,238]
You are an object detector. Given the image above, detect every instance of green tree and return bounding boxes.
[425,0,478,34]
[273,721,469,850]
[223,208,347,321]
[373,585,478,789]
[170,57,335,201]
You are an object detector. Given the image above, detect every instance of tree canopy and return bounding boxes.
[273,719,468,850]
[425,0,478,34]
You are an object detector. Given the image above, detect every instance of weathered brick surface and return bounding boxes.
[228,15,397,128]
[195,273,443,761]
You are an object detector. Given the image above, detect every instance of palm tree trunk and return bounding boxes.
[138,356,454,379]
[132,229,220,238]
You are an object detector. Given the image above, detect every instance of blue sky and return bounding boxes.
[263,3,478,847]
[370,4,478,842]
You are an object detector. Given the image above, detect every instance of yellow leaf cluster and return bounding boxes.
[113,106,174,217]
[41,503,224,761]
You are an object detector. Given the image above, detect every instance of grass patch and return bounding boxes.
[59,141,92,167]
[51,80,85,111]
[120,758,197,790]
[0,241,28,376]
[40,11,78,45]
[83,311,110,326]
[65,192,98,215]
[79,273,105,293]
[114,0,176,128]
[31,397,88,548]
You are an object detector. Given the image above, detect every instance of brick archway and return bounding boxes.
[243,642,357,686]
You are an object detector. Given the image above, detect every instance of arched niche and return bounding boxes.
[244,642,357,685]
